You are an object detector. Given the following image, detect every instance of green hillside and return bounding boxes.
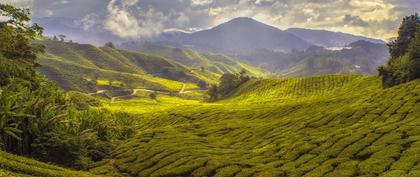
[89,75,420,177]
[128,43,264,78]
[37,40,205,92]
[0,150,96,177]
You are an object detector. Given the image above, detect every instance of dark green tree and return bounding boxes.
[207,84,219,101]
[105,42,115,48]
[379,14,420,87]
[0,4,44,66]
[149,92,157,100]
[197,80,208,89]
[388,13,419,59]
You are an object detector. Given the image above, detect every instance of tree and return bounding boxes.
[0,4,44,66]
[388,13,419,59]
[52,35,58,41]
[200,66,205,72]
[207,84,218,101]
[379,14,420,87]
[149,92,157,100]
[208,70,252,101]
[105,42,115,48]
[58,34,66,42]
[197,80,208,89]
[406,28,420,80]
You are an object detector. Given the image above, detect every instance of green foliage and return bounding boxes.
[0,4,139,172]
[104,42,115,49]
[149,92,157,100]
[379,14,420,87]
[197,80,208,89]
[0,4,44,65]
[208,71,250,101]
[388,13,419,59]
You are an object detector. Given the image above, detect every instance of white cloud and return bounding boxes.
[76,13,100,31]
[1,0,33,8]
[191,0,213,6]
[104,0,166,38]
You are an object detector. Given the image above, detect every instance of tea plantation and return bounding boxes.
[87,75,420,177]
[0,150,96,177]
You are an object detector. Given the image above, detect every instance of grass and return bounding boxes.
[104,93,200,114]
[88,75,420,177]
[0,151,96,177]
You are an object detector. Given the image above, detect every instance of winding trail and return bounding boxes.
[179,83,186,94]
[93,83,199,103]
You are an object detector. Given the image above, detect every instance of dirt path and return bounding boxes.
[99,83,198,103]
[179,83,186,94]
[89,90,105,95]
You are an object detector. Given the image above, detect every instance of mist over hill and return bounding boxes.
[286,28,385,48]
[233,40,389,76]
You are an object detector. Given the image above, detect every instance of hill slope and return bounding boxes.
[91,75,420,176]
[37,40,205,92]
[0,151,95,177]
[286,28,385,48]
[236,40,389,76]
[123,43,264,77]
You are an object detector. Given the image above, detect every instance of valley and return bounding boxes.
[0,2,419,177]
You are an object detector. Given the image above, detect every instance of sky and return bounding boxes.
[2,0,420,40]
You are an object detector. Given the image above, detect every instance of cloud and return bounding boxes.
[26,0,420,40]
[1,0,33,8]
[76,13,100,31]
[342,15,368,27]
[104,0,166,39]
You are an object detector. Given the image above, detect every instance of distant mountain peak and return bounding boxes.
[215,17,277,30]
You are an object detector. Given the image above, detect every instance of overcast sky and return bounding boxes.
[3,0,420,40]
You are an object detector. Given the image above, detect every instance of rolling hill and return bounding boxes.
[0,150,95,177]
[37,40,263,92]
[235,40,389,76]
[286,28,385,48]
[278,41,389,77]
[37,40,207,92]
[88,75,420,177]
[122,43,264,76]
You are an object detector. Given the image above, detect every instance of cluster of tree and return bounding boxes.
[0,4,135,169]
[378,13,420,88]
[52,34,66,42]
[208,70,250,101]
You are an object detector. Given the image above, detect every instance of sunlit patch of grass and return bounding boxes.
[0,151,95,177]
[104,94,201,114]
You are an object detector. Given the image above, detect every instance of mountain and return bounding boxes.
[234,40,389,76]
[286,28,385,48]
[126,17,312,54]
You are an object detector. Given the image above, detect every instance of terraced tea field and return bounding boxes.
[88,75,420,177]
[0,151,95,177]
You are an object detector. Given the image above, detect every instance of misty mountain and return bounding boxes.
[235,40,389,77]
[130,17,312,54]
[286,28,385,48]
